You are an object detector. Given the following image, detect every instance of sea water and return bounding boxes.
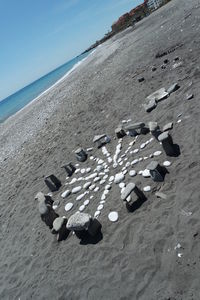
[0,51,91,123]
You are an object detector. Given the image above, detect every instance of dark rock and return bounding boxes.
[147,161,165,182]
[152,66,157,72]
[138,77,145,82]
[115,127,126,139]
[88,219,102,237]
[52,217,69,241]
[44,174,61,192]
[186,94,194,100]
[61,162,76,176]
[158,131,176,156]
[164,59,169,64]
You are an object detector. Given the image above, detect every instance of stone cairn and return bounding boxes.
[35,84,181,243]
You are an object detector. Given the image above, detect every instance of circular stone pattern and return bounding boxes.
[108,211,119,222]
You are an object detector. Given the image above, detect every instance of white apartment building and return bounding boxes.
[147,0,164,10]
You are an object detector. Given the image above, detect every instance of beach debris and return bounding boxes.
[64,202,74,212]
[75,148,88,162]
[44,174,62,192]
[167,83,180,95]
[143,186,151,192]
[158,131,177,156]
[72,186,82,194]
[52,217,69,241]
[155,192,167,199]
[163,122,173,132]
[147,161,165,182]
[108,211,119,222]
[61,162,76,177]
[61,190,71,198]
[172,62,183,69]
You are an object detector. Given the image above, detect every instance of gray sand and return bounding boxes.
[1,0,200,299]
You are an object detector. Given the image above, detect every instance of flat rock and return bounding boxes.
[114,173,125,184]
[167,83,180,94]
[147,88,168,102]
[143,186,151,192]
[67,212,92,231]
[93,134,106,143]
[53,217,65,232]
[163,161,171,167]
[121,183,136,200]
[163,122,173,132]
[144,99,157,112]
[155,192,167,199]
[83,182,91,189]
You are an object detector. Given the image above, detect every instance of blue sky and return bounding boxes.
[0,0,143,100]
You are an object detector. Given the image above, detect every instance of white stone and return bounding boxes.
[108,211,119,222]
[163,161,172,167]
[143,186,151,192]
[140,143,146,149]
[114,173,125,184]
[123,170,128,175]
[98,159,104,165]
[131,159,139,165]
[113,163,118,168]
[94,186,100,192]
[138,170,143,175]
[87,173,98,179]
[108,157,113,163]
[61,190,71,198]
[89,184,96,191]
[76,193,85,201]
[139,158,143,162]
[99,172,105,176]
[103,174,108,180]
[133,149,139,154]
[154,151,162,156]
[69,178,77,185]
[97,204,104,211]
[142,169,151,178]
[109,176,114,182]
[177,119,182,123]
[96,165,104,172]
[75,169,80,174]
[129,170,136,177]
[100,200,105,204]
[124,158,128,161]
[100,179,106,185]
[93,177,100,182]
[104,168,109,173]
[87,147,93,152]
[90,156,94,160]
[86,167,91,173]
[104,190,109,195]
[125,162,131,168]
[105,184,111,190]
[72,186,82,194]
[143,156,148,160]
[75,163,80,167]
[94,211,101,218]
[84,199,90,206]
[64,202,73,212]
[79,205,85,212]
[101,194,106,200]
[83,182,91,189]
[145,140,150,145]
[90,195,94,199]
[119,182,126,189]
[80,168,86,174]
[77,177,83,181]
[119,161,123,166]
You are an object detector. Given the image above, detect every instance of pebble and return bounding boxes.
[119,182,126,189]
[100,200,105,204]
[104,168,110,173]
[79,205,85,212]
[77,177,83,181]
[114,173,125,184]
[131,159,139,165]
[140,143,146,149]
[97,165,104,172]
[101,194,106,200]
[125,162,131,168]
[154,151,162,156]
[109,176,114,182]
[123,170,128,175]
[129,170,136,177]
[108,157,113,163]
[119,161,123,166]
[69,178,77,185]
[86,167,91,173]
[64,202,74,212]
[94,187,100,192]
[113,163,118,168]
[83,182,91,189]
[98,159,104,165]
[138,170,143,175]
[84,199,90,206]
[76,193,85,201]
[121,183,136,200]
[94,211,101,218]
[87,173,98,179]
[105,184,112,190]
[143,157,148,160]
[142,169,151,178]
[72,186,82,194]
[139,157,143,162]
[100,179,106,185]
[163,161,172,167]
[133,149,139,154]
[104,190,109,195]
[87,147,93,152]
[93,177,100,183]
[177,119,182,123]
[61,190,71,198]
[103,174,109,180]
[75,169,80,174]
[108,211,119,222]
[90,156,94,160]
[66,212,92,231]
[80,168,86,174]
[52,200,60,210]
[143,186,151,192]
[90,195,94,199]
[97,204,104,211]
[89,184,96,191]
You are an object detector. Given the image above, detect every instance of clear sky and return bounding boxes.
[0,0,143,100]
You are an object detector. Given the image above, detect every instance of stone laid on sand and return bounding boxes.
[158,131,176,156]
[61,190,71,199]
[72,186,82,194]
[108,211,119,222]
[66,212,92,231]
[52,217,69,241]
[114,173,125,184]
[64,202,74,212]
[163,122,173,132]
[155,192,167,199]
[147,161,164,182]
[129,170,136,177]
[75,148,88,162]
[167,83,180,95]
[144,99,157,113]
[143,186,151,192]
[146,88,168,103]
[44,174,62,192]
[121,183,136,200]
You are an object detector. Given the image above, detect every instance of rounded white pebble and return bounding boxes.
[133,149,139,154]
[79,205,85,212]
[97,204,104,211]
[131,159,139,165]
[65,202,74,212]
[163,161,171,167]
[108,211,119,222]
[129,170,136,177]
[138,170,143,175]
[61,190,71,198]
[143,186,151,192]
[140,143,146,149]
[94,211,101,218]
[105,184,111,190]
[154,151,162,156]
[142,169,151,178]
[76,193,85,201]
[100,179,106,185]
[81,168,86,174]
[119,182,126,189]
[103,174,109,180]
[84,199,90,206]
[94,186,100,192]
[86,167,91,173]
[100,200,105,204]
[72,186,82,194]
[109,176,114,182]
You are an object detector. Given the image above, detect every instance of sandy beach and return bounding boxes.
[1,0,200,299]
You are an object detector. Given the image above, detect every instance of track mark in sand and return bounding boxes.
[155,43,184,58]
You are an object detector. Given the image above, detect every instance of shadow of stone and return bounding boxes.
[79,230,103,245]
[171,144,181,157]
[126,193,147,213]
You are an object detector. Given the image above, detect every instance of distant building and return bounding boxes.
[147,0,164,10]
